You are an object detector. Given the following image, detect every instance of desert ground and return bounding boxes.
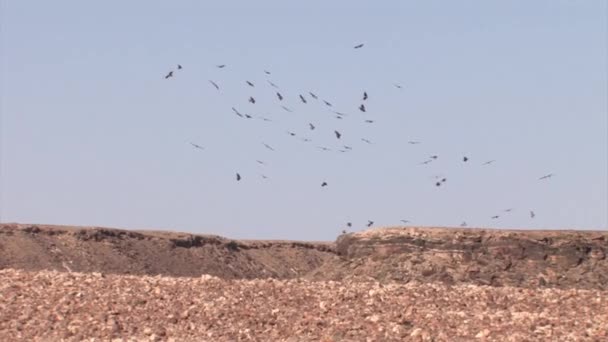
[1,223,606,341]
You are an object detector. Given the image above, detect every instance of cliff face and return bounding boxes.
[314,227,608,289]
[1,223,607,289]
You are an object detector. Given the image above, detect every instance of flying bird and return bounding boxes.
[216,64,226,68]
[262,143,275,151]
[420,160,433,165]
[259,117,272,122]
[361,138,372,144]
[261,174,268,179]
[463,156,469,162]
[460,221,467,227]
[256,160,266,165]
[244,114,253,119]
[364,120,374,123]
[504,208,513,213]
[177,64,182,70]
[394,83,403,89]
[482,160,496,165]
[264,70,271,75]
[236,173,242,181]
[281,106,293,112]
[164,71,173,79]
[435,181,442,187]
[530,211,536,218]
[539,174,554,180]
[299,95,307,103]
[267,80,279,88]
[321,182,328,187]
[367,220,374,227]
[276,92,284,101]
[430,155,438,160]
[246,81,255,87]
[209,80,220,90]
[359,104,366,112]
[323,100,333,107]
[346,222,352,227]
[408,141,421,145]
[354,43,364,49]
[309,92,318,100]
[343,145,353,150]
[334,130,342,139]
[301,138,311,142]
[287,131,296,137]
[491,215,500,219]
[249,96,256,104]
[317,146,332,151]
[333,111,347,116]
[232,107,244,118]
[363,92,368,101]
[309,123,316,130]
[400,220,410,224]
[189,142,204,150]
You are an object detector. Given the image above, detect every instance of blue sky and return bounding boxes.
[1,1,606,240]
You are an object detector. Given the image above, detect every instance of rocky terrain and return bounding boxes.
[0,223,607,341]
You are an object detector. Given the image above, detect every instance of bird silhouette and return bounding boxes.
[246,81,255,87]
[264,70,271,75]
[321,182,328,187]
[249,96,256,104]
[460,221,467,227]
[333,111,347,116]
[209,80,220,90]
[364,120,374,123]
[347,222,352,227]
[408,141,421,145]
[361,138,372,144]
[530,211,536,218]
[232,107,244,118]
[420,160,433,165]
[244,114,253,119]
[430,155,438,160]
[435,181,442,187]
[323,100,333,107]
[216,64,226,68]
[177,64,182,70]
[268,80,279,88]
[367,220,374,227]
[334,130,342,139]
[262,143,275,151]
[363,92,368,100]
[354,43,364,49]
[256,160,266,165]
[343,146,353,150]
[309,92,318,100]
[309,123,316,130]
[317,146,332,151]
[236,173,241,181]
[164,71,173,79]
[299,95,307,103]
[482,160,496,165]
[287,131,296,137]
[189,142,204,150]
[394,83,403,89]
[281,106,293,112]
[539,174,554,180]
[463,156,469,162]
[359,104,366,112]
[276,92,284,101]
[400,220,410,224]
[491,215,499,219]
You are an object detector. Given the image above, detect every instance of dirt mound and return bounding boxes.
[1,223,607,289]
[0,224,334,279]
[312,227,608,289]
[1,269,606,341]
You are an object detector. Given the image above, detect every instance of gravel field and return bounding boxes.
[1,269,606,341]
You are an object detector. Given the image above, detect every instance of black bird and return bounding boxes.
[342,230,347,234]
[504,208,513,213]
[394,83,403,89]
[359,104,366,112]
[259,117,272,122]
[539,174,554,180]
[164,71,173,79]
[430,155,438,160]
[217,64,226,68]
[335,115,343,120]
[491,215,500,219]
[263,143,275,151]
[268,80,279,88]
[343,145,353,150]
[209,80,220,90]
[177,64,182,70]
[530,211,536,218]
[256,160,266,165]
[463,156,469,162]
[261,174,268,179]
[246,81,255,87]
[408,141,421,145]
[276,92,284,101]
[236,173,242,181]
[441,178,447,183]
[333,111,347,116]
[361,138,372,144]
[244,114,253,119]
[347,222,352,227]
[323,100,333,107]
[309,123,316,130]
[354,43,364,49]
[189,142,204,150]
[435,181,442,187]
[317,146,332,151]
[264,70,271,75]
[364,120,374,123]
[249,96,256,104]
[363,92,368,101]
[420,160,433,165]
[301,138,311,142]
[232,107,244,118]
[309,92,318,100]
[287,131,296,137]
[281,106,293,112]
[299,95,307,103]
[367,220,374,227]
[482,160,496,165]
[334,130,342,139]
[321,182,328,187]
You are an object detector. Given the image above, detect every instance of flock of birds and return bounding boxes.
[162,43,556,232]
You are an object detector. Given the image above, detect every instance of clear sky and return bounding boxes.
[1,1,606,240]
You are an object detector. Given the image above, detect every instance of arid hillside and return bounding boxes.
[1,223,606,289]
